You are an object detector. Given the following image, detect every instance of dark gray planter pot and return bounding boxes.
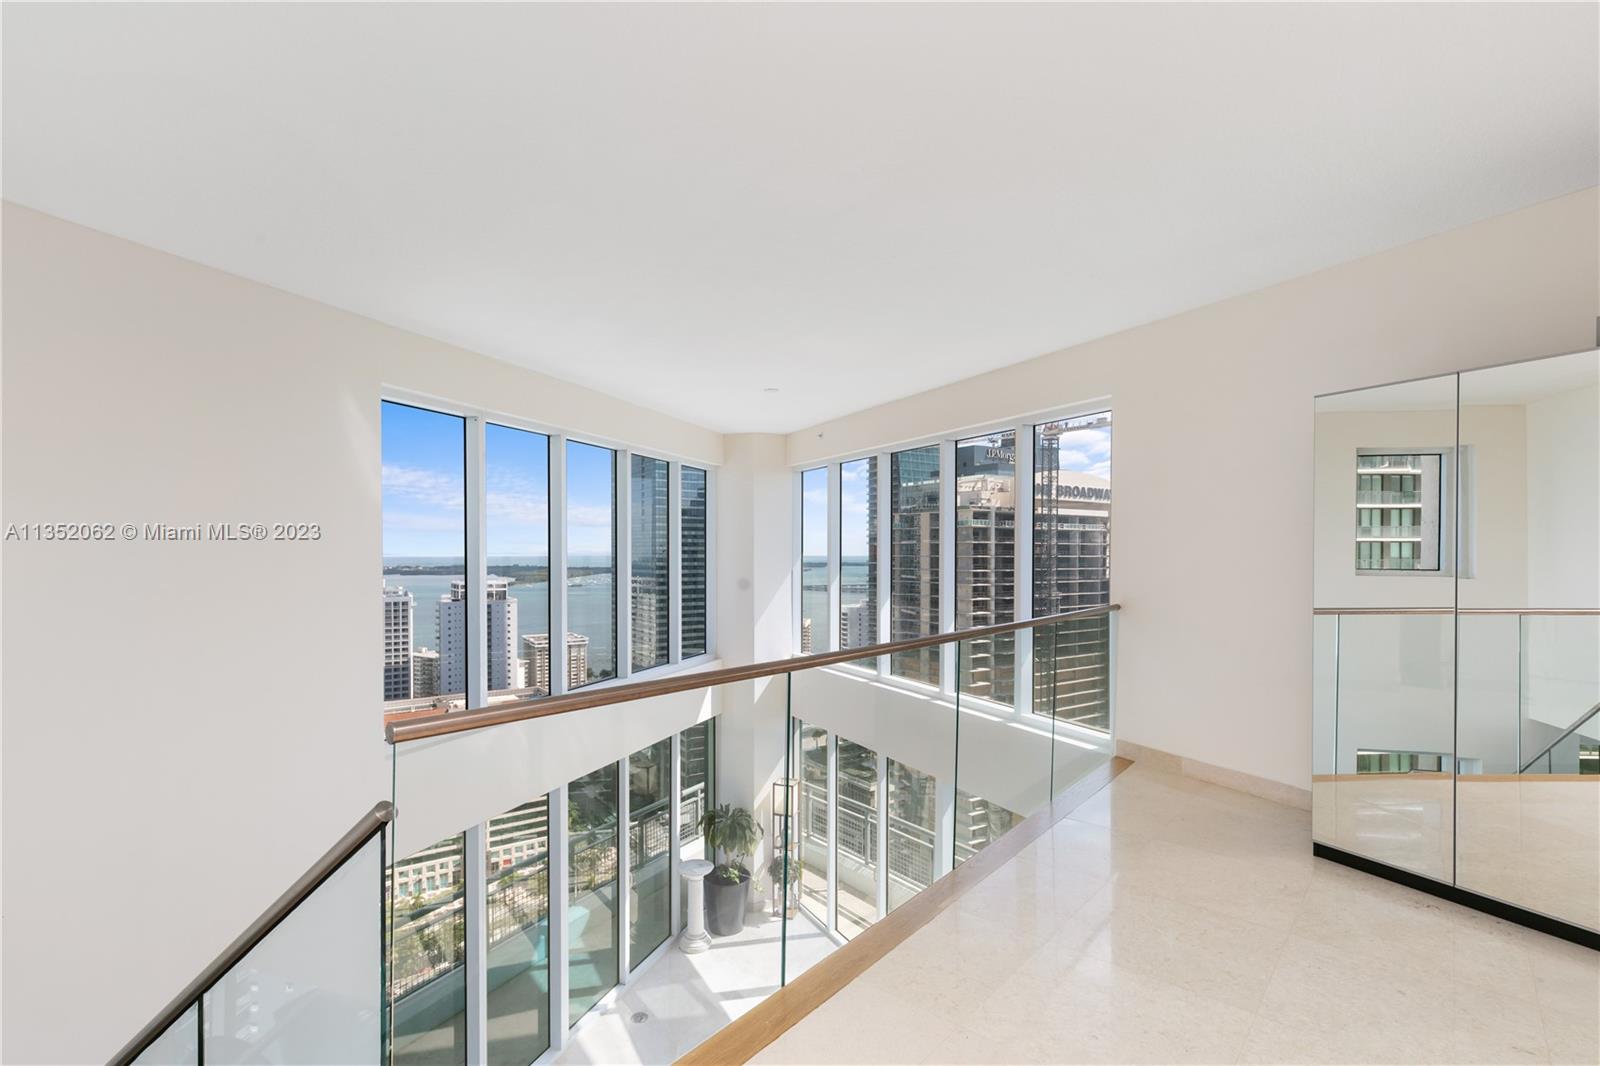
[703,867,751,936]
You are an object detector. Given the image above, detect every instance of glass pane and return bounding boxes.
[800,467,828,654]
[681,466,710,658]
[629,455,670,672]
[886,758,936,911]
[486,799,551,1066]
[567,441,617,686]
[568,762,620,1022]
[390,833,467,1066]
[1035,613,1112,734]
[486,424,550,699]
[1033,414,1110,722]
[131,1001,198,1065]
[890,446,940,685]
[382,401,467,715]
[202,833,382,1064]
[839,458,878,654]
[1457,349,1599,931]
[834,737,879,939]
[628,739,673,967]
[956,432,1015,706]
[795,724,829,924]
[955,633,1051,865]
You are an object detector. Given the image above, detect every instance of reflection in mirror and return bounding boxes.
[1456,348,1598,932]
[1312,373,1457,882]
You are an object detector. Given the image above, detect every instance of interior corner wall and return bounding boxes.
[0,203,723,1065]
[784,188,1600,796]
[711,434,794,872]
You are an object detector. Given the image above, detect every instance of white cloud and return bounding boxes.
[382,464,464,511]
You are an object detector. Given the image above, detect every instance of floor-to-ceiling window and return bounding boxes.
[681,466,710,658]
[567,442,617,687]
[795,724,830,924]
[391,832,467,1065]
[834,737,879,939]
[486,424,550,698]
[800,467,828,654]
[486,798,551,1065]
[567,763,620,1022]
[628,739,672,968]
[677,719,715,924]
[839,457,877,659]
[381,402,467,711]
[886,759,937,911]
[630,454,670,672]
[890,446,940,685]
[955,431,1015,706]
[1033,413,1112,729]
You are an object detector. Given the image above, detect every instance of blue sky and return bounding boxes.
[382,402,615,559]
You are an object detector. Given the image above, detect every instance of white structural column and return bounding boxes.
[616,754,632,980]
[616,449,633,682]
[938,438,957,698]
[668,461,683,666]
[669,729,684,936]
[1014,421,1035,720]
[550,435,570,696]
[874,748,890,920]
[679,859,714,953]
[825,733,840,934]
[463,416,489,1066]
[791,469,805,653]
[826,462,841,653]
[875,451,891,678]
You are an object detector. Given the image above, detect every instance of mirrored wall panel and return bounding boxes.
[1313,349,1598,934]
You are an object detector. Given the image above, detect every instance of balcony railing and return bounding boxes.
[115,603,1119,1066]
[1355,490,1423,505]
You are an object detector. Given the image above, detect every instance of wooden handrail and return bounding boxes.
[1313,607,1598,616]
[387,603,1121,744]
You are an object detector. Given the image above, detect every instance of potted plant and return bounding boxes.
[767,852,799,918]
[700,803,762,935]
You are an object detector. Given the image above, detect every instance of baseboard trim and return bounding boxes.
[1115,739,1312,810]
[1312,843,1600,951]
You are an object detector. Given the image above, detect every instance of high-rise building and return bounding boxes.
[383,583,414,700]
[631,456,670,669]
[439,576,519,695]
[412,648,440,698]
[956,438,1018,703]
[681,467,709,657]
[801,618,813,654]
[522,632,592,693]
[631,578,663,671]
[840,602,871,649]
[890,447,941,684]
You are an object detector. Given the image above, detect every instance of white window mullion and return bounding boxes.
[669,730,684,937]
[464,822,488,1065]
[705,469,718,659]
[874,749,889,920]
[826,464,842,653]
[938,438,957,698]
[466,415,488,708]
[669,461,683,665]
[1015,421,1035,719]
[550,786,571,1048]
[792,471,805,654]
[617,449,633,681]
[825,733,839,934]
[551,436,570,696]
[617,755,632,980]
[875,452,891,678]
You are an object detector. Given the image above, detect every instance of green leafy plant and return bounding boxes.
[766,852,798,888]
[700,803,762,884]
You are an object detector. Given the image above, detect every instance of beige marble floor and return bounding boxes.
[754,763,1599,1066]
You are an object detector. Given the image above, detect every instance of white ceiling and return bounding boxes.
[4,4,1596,433]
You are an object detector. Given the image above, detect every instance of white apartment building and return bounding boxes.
[439,577,518,695]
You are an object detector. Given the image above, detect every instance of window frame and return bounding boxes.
[381,387,719,710]
[791,400,1112,720]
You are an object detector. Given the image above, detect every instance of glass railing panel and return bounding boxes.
[130,1002,199,1065]
[1325,612,1456,882]
[486,799,550,1066]
[627,738,673,969]
[202,832,384,1065]
[390,832,466,1066]
[566,761,620,1024]
[1311,612,1339,844]
[955,631,1052,865]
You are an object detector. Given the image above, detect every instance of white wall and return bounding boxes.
[1525,382,1600,608]
[0,204,722,1065]
[786,188,1599,793]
